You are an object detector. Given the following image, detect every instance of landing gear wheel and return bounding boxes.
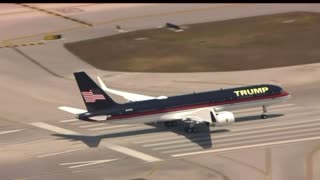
[164,121,178,127]
[261,114,267,119]
[184,127,197,133]
[171,121,178,127]
[164,121,170,127]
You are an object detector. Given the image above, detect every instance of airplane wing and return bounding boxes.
[58,106,87,114]
[161,107,214,124]
[97,76,166,102]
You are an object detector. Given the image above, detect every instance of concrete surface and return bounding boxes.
[0,3,320,180]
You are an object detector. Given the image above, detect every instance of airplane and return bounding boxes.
[59,72,290,133]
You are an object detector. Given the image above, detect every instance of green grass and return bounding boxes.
[65,12,320,72]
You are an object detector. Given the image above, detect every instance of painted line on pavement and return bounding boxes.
[98,126,155,135]
[30,122,162,162]
[145,118,320,148]
[0,129,24,135]
[135,116,319,145]
[70,121,92,125]
[60,119,78,123]
[89,124,137,131]
[153,125,320,151]
[3,139,52,149]
[79,123,108,128]
[30,122,79,135]
[60,159,118,169]
[172,135,320,157]
[37,148,85,158]
[101,142,162,162]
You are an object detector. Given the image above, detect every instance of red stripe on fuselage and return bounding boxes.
[107,91,289,120]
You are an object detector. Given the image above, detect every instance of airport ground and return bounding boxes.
[1,3,320,180]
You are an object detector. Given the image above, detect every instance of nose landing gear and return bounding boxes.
[261,105,268,119]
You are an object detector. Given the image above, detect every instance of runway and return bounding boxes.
[1,3,320,180]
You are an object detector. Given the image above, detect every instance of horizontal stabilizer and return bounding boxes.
[58,106,87,114]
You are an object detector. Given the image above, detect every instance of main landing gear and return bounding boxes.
[164,120,178,127]
[261,105,268,119]
[184,121,198,133]
[164,120,199,133]
[184,126,197,133]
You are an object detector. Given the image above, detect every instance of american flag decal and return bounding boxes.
[81,90,106,103]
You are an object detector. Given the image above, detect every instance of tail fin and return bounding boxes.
[74,72,118,112]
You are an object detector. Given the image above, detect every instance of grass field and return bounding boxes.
[65,12,320,72]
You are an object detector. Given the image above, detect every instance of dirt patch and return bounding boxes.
[65,12,320,72]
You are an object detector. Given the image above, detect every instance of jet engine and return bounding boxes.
[210,111,235,127]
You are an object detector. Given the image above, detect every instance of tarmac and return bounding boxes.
[1,3,320,180]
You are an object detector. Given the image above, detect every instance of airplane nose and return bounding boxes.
[282,91,290,97]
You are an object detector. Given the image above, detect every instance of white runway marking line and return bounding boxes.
[60,119,78,123]
[172,134,320,157]
[98,126,155,134]
[79,123,108,128]
[59,159,119,169]
[30,122,79,135]
[30,123,161,162]
[37,148,85,158]
[2,139,52,149]
[135,116,320,146]
[70,121,92,125]
[143,118,320,148]
[166,131,320,154]
[89,124,138,131]
[163,130,320,154]
[117,131,180,142]
[0,129,23,135]
[152,125,320,151]
[102,142,162,162]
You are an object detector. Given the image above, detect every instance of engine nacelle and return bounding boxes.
[211,111,235,127]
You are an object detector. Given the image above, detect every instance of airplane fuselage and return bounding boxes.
[78,84,290,123]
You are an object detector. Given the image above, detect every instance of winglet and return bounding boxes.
[97,76,108,91]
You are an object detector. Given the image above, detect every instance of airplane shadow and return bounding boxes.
[52,122,228,149]
[52,114,283,150]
